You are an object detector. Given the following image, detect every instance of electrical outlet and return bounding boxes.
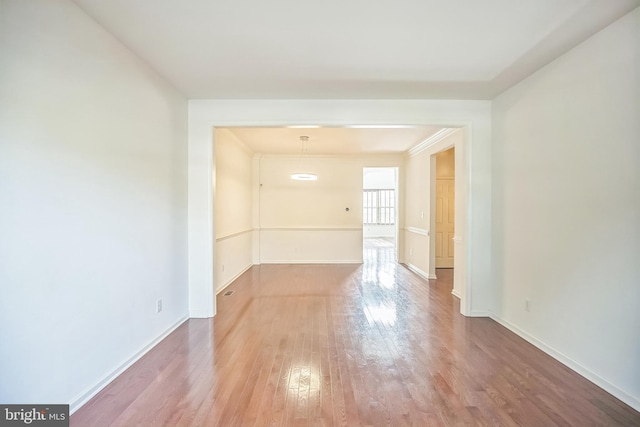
[222,264,225,272]
[421,211,424,219]
[156,299,163,313]
[525,299,531,312]
[409,248,414,256]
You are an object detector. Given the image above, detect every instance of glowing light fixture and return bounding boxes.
[291,173,318,181]
[291,136,318,181]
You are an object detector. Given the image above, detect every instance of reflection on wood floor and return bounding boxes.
[71,241,640,426]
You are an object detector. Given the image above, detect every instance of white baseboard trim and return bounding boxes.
[404,263,429,281]
[451,289,461,299]
[216,263,253,295]
[468,310,490,317]
[69,315,189,414]
[260,227,362,232]
[428,274,438,280]
[260,259,363,264]
[188,309,213,318]
[489,312,640,412]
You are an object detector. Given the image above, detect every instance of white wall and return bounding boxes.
[188,99,492,317]
[404,150,431,275]
[0,0,188,411]
[214,129,253,293]
[363,167,396,189]
[257,155,402,263]
[492,7,640,410]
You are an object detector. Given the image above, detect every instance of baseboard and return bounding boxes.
[189,309,214,318]
[489,312,640,412]
[404,263,429,281]
[69,315,189,414]
[260,259,363,264]
[428,274,438,280]
[216,263,253,295]
[468,310,489,317]
[451,289,461,299]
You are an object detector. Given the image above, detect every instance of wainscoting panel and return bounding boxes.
[260,228,363,263]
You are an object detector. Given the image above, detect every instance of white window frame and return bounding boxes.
[363,189,395,225]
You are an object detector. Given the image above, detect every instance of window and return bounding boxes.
[363,189,395,225]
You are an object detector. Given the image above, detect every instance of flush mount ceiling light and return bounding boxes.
[291,136,318,181]
[290,173,318,181]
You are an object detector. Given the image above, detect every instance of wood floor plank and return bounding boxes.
[71,239,640,426]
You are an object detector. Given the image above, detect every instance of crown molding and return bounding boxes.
[408,128,459,157]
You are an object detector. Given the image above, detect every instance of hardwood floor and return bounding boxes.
[71,242,640,426]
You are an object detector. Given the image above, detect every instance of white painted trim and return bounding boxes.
[215,263,253,295]
[260,260,363,264]
[188,108,215,319]
[69,316,189,414]
[260,227,362,232]
[468,310,490,317]
[428,274,438,280]
[461,125,473,318]
[405,227,429,236]
[404,262,430,281]
[259,153,405,160]
[215,228,253,242]
[188,99,493,326]
[189,309,214,318]
[451,289,462,299]
[452,236,463,244]
[408,128,460,157]
[489,312,640,412]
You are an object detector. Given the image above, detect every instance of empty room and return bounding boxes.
[1,0,639,426]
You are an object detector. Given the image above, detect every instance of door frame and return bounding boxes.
[429,144,462,299]
[362,167,400,261]
[187,99,492,318]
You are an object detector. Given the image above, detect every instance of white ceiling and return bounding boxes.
[73,0,639,99]
[223,126,444,154]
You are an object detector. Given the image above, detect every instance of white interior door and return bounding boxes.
[435,178,455,268]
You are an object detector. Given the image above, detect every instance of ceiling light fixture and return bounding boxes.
[290,173,318,181]
[291,136,318,181]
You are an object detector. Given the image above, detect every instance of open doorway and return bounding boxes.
[435,148,455,269]
[363,167,398,263]
[191,117,475,318]
[429,146,461,299]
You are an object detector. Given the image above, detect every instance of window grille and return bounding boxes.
[363,189,395,225]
